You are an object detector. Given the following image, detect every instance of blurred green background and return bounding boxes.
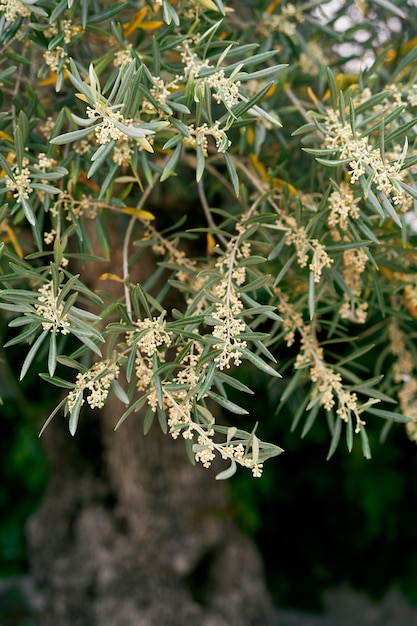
[230,362,417,611]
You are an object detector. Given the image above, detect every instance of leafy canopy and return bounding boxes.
[1,0,417,478]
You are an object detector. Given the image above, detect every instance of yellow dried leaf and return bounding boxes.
[123,7,147,37]
[263,83,277,99]
[0,130,13,142]
[249,153,268,182]
[207,233,216,254]
[121,207,155,221]
[246,126,255,146]
[336,73,358,90]
[5,225,23,258]
[306,86,320,105]
[266,0,282,14]
[39,71,68,86]
[139,20,164,31]
[99,273,124,282]
[273,178,297,195]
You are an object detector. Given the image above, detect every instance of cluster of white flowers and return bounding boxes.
[113,45,133,68]
[306,341,365,432]
[309,241,334,283]
[52,192,98,221]
[87,104,130,144]
[61,18,81,43]
[212,282,247,370]
[180,41,211,78]
[277,291,365,432]
[166,346,204,437]
[278,215,333,281]
[328,182,360,234]
[35,282,71,334]
[37,153,56,171]
[43,47,67,73]
[210,231,253,370]
[5,166,32,200]
[84,101,154,154]
[221,442,264,477]
[407,84,417,108]
[43,229,56,245]
[0,0,30,21]
[259,2,304,37]
[276,289,304,347]
[180,40,241,109]
[112,141,133,166]
[67,361,120,412]
[194,427,264,477]
[129,315,173,357]
[206,69,241,108]
[299,42,328,76]
[44,18,80,43]
[339,247,369,324]
[185,121,230,155]
[323,108,410,209]
[146,76,175,112]
[194,433,216,468]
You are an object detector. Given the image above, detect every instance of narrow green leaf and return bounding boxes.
[50,126,97,144]
[48,331,57,377]
[20,330,48,380]
[111,378,129,405]
[360,427,371,459]
[69,392,83,436]
[215,460,237,480]
[21,195,36,226]
[326,413,342,460]
[39,397,67,437]
[114,394,148,430]
[88,141,115,178]
[197,360,217,400]
[86,3,127,24]
[241,348,281,377]
[160,143,183,182]
[223,151,239,196]
[216,372,254,395]
[39,374,75,389]
[301,402,320,438]
[346,413,353,452]
[14,126,25,167]
[366,407,412,423]
[143,406,155,434]
[196,144,205,182]
[71,331,103,356]
[227,426,237,442]
[207,390,249,415]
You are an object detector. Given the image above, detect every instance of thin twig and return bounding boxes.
[197,179,229,249]
[285,87,311,123]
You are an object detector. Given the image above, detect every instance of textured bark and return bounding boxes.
[27,215,273,626]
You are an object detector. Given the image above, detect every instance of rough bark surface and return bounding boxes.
[26,216,273,626]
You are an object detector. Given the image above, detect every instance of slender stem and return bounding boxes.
[285,87,311,123]
[197,179,228,249]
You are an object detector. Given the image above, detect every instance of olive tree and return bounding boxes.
[1,0,417,624]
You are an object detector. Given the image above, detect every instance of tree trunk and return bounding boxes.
[26,215,273,626]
